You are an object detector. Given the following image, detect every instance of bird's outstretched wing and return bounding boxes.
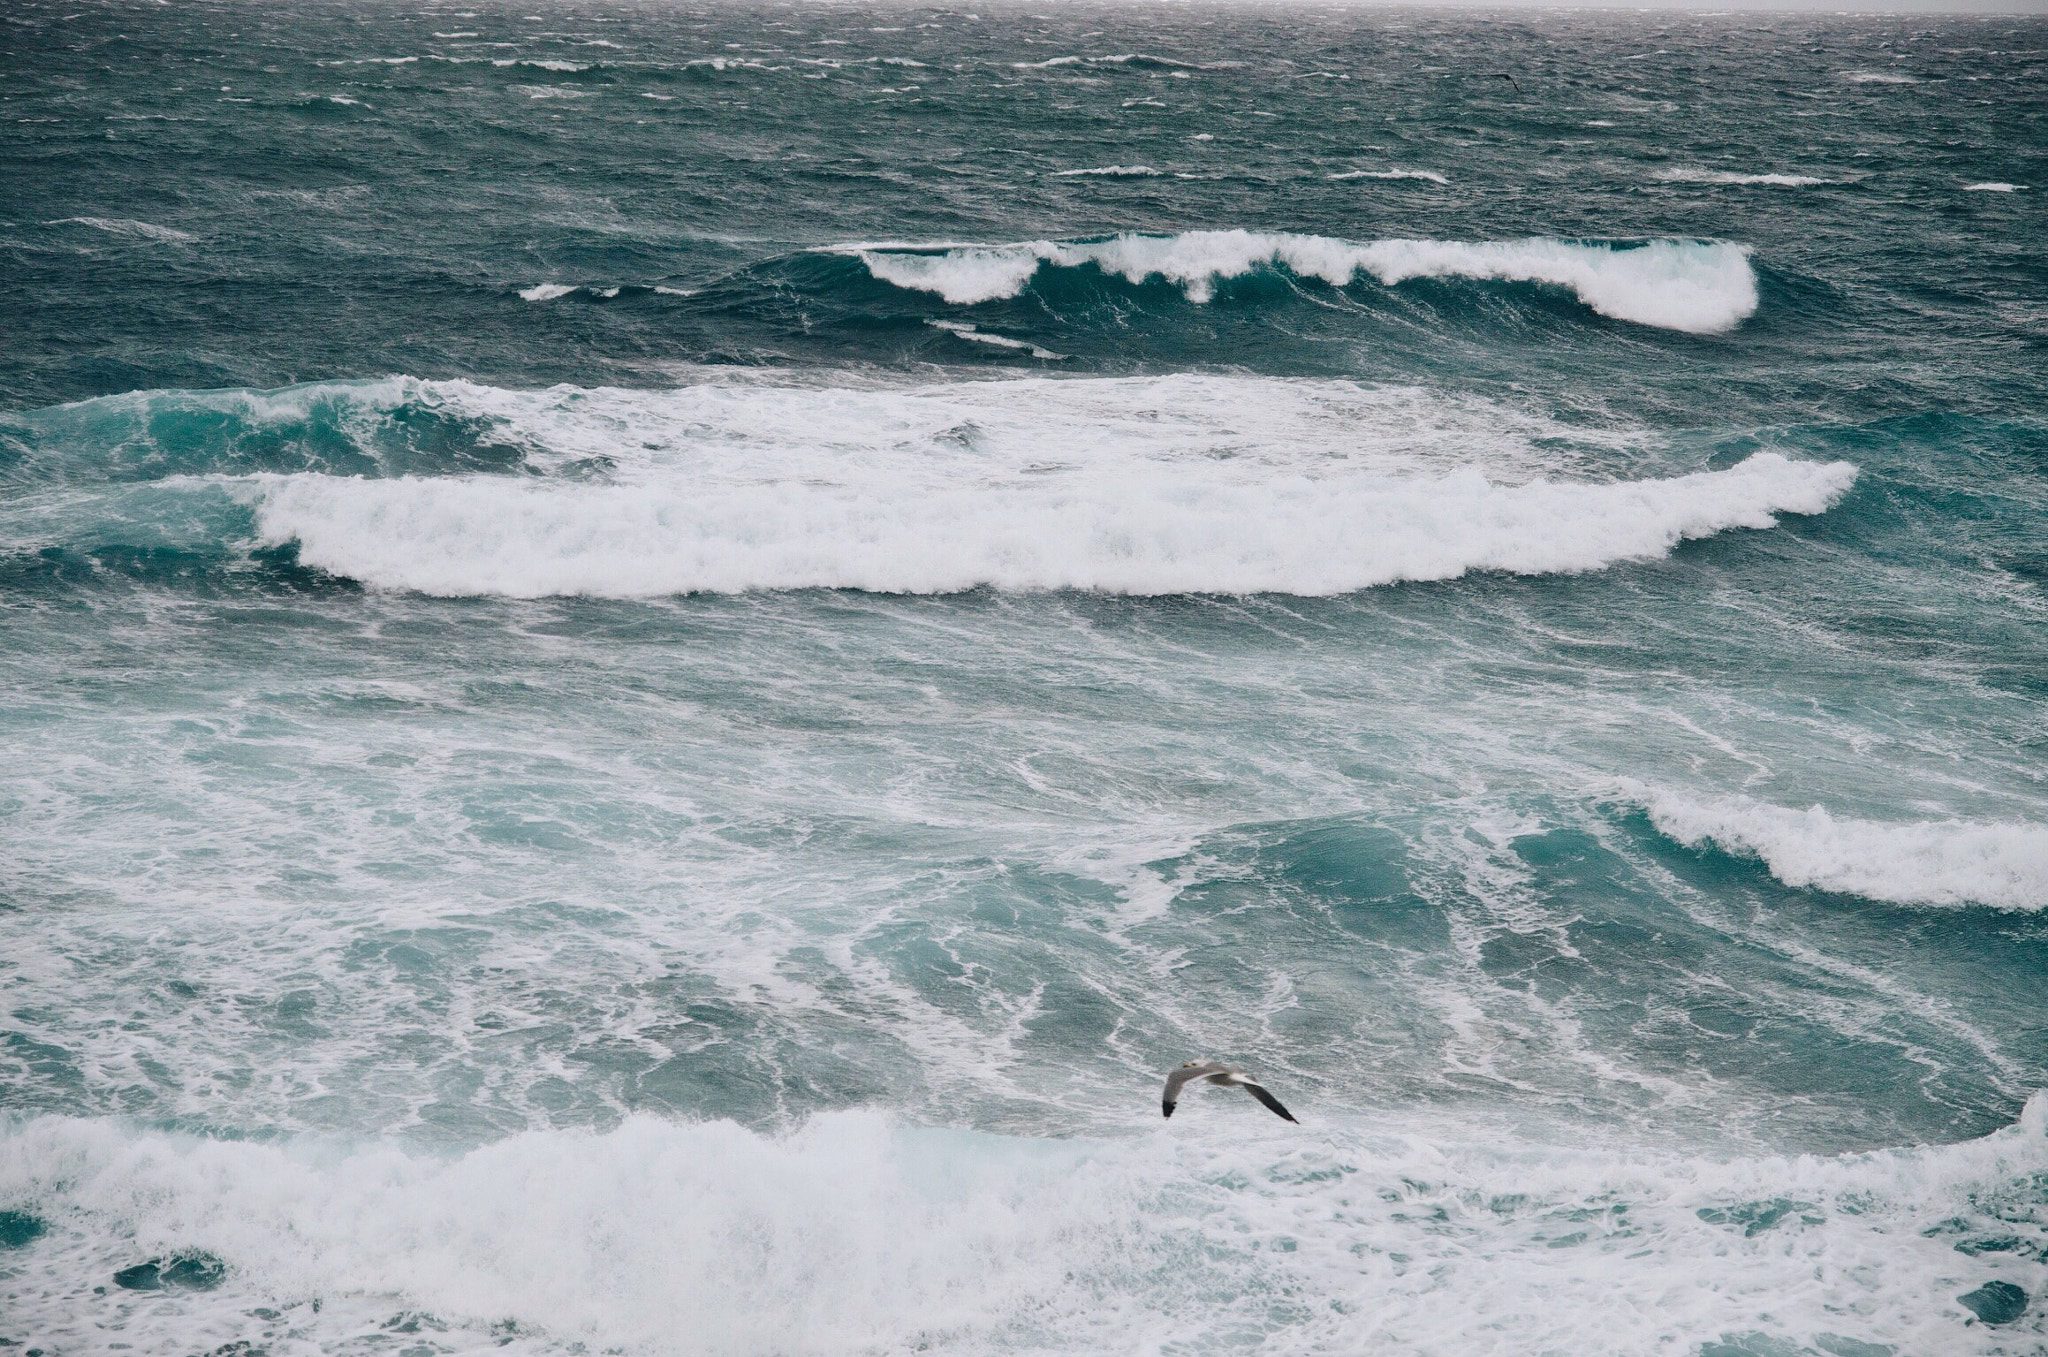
[1162,1062,1227,1118]
[1241,1081,1298,1123]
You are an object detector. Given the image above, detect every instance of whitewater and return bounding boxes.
[2,3,2045,1355]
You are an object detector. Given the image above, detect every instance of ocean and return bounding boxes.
[2,0,2046,1352]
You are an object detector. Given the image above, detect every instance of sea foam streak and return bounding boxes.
[4,1100,2045,1356]
[220,374,1852,598]
[1633,787,2048,910]
[838,232,1759,332]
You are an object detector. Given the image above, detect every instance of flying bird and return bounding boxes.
[1490,72,1524,94]
[1161,1061,1298,1123]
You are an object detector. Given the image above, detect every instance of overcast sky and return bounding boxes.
[1224,0,2048,13]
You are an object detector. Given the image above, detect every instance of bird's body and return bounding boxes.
[1161,1061,1298,1122]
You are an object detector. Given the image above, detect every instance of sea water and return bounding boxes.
[2,2,2046,1353]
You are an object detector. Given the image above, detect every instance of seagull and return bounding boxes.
[1489,72,1524,94]
[1161,1061,1298,1123]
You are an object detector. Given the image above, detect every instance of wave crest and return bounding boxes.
[839,232,1759,332]
[1632,787,2048,910]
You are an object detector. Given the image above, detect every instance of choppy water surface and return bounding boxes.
[2,1,2046,1353]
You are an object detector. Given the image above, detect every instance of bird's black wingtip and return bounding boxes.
[1161,1102,1175,1118]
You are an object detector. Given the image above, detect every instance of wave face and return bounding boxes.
[6,1100,2047,1356]
[6,375,1851,599]
[841,233,1760,332]
[1633,787,2048,911]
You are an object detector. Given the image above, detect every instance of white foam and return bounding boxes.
[1054,165,1161,177]
[1843,70,1918,83]
[47,216,196,244]
[1327,168,1449,184]
[5,1098,2046,1356]
[1658,168,1831,186]
[229,375,1849,599]
[836,232,1760,332]
[926,319,1065,359]
[1631,786,2048,910]
[1962,182,2023,192]
[518,283,576,301]
[854,243,1047,304]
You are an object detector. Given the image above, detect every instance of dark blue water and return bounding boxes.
[2,3,2046,1354]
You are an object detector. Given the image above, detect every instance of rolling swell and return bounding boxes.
[827,233,1760,333]
[0,378,531,486]
[492,234,1766,374]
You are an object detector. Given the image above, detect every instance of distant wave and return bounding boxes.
[1327,169,1449,184]
[1013,53,1196,70]
[1054,165,1161,178]
[1962,182,2023,193]
[833,233,1759,333]
[1631,787,2048,910]
[1657,169,1830,187]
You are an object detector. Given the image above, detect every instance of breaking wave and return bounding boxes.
[1632,787,2048,910]
[6,374,1855,600]
[245,451,1850,599]
[834,232,1759,332]
[3,1099,2045,1356]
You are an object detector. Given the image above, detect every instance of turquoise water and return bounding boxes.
[2,2,2047,1353]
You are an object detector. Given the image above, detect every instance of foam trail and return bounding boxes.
[4,1102,2046,1356]
[926,319,1065,359]
[244,450,1852,599]
[840,232,1759,332]
[46,216,196,244]
[1630,786,2048,910]
[1962,182,2023,193]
